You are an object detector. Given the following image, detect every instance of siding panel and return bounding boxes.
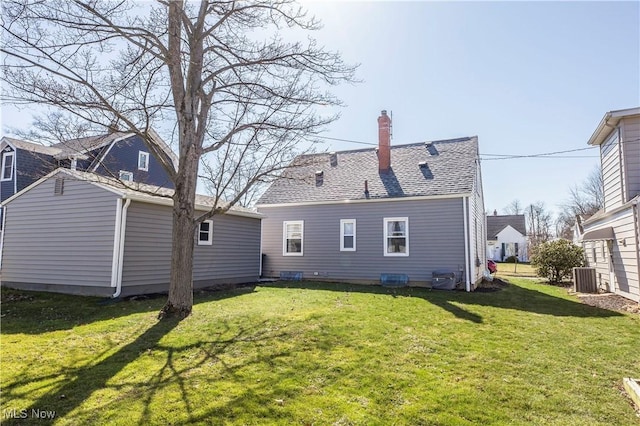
[121,202,260,289]
[259,198,467,284]
[621,117,640,200]
[2,178,118,288]
[601,130,623,211]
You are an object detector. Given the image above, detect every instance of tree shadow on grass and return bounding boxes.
[2,317,294,425]
[260,279,624,324]
[0,285,256,335]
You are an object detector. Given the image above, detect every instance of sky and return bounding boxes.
[295,0,640,218]
[1,1,639,220]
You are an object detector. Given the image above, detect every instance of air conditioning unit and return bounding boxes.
[573,267,597,293]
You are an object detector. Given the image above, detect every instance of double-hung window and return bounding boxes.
[384,217,409,256]
[138,151,149,171]
[283,220,303,256]
[198,220,213,245]
[1,152,14,181]
[340,219,356,251]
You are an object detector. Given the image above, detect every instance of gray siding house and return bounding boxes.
[576,107,640,302]
[0,168,262,297]
[257,110,487,290]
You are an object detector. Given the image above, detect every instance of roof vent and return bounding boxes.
[54,177,64,195]
[418,161,427,168]
[329,152,337,167]
[315,170,324,187]
[425,142,438,156]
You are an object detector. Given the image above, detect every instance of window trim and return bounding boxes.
[283,220,304,256]
[198,220,213,246]
[119,170,134,182]
[340,219,356,251]
[138,151,150,171]
[383,217,409,257]
[1,152,14,181]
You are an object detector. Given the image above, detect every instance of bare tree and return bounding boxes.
[503,199,523,215]
[1,0,357,319]
[526,201,552,247]
[555,167,603,239]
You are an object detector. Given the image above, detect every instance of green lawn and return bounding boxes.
[1,278,639,425]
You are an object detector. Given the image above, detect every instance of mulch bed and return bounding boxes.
[479,278,640,315]
[572,292,640,315]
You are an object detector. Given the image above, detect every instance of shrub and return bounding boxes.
[504,255,518,263]
[530,239,585,283]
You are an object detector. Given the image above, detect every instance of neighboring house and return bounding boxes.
[575,107,640,302]
[256,110,486,291]
[0,130,177,206]
[0,168,261,297]
[486,211,528,262]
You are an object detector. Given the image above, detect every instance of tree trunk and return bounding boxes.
[159,144,199,319]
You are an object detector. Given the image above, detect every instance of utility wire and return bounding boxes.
[313,134,640,160]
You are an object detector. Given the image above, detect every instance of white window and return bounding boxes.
[198,220,213,245]
[119,170,133,182]
[384,217,409,256]
[283,220,303,256]
[1,152,14,181]
[138,151,149,171]
[340,219,356,251]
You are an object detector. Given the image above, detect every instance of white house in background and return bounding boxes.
[575,107,640,302]
[486,212,528,262]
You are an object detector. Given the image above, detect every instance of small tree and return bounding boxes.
[530,239,585,283]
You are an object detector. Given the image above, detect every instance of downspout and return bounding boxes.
[110,199,123,289]
[633,200,640,291]
[259,217,263,278]
[462,196,471,292]
[111,198,131,298]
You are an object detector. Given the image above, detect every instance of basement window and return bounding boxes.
[198,220,213,245]
[384,217,409,256]
[283,220,303,256]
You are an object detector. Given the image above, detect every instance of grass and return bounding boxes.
[1,278,639,425]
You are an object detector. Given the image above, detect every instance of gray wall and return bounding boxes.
[1,176,118,291]
[121,202,261,295]
[258,197,467,285]
[601,129,623,211]
[621,116,640,201]
[584,208,639,302]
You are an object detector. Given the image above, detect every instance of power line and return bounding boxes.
[314,135,640,161]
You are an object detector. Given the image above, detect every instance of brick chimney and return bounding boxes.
[377,110,391,172]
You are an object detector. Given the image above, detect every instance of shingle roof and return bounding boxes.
[257,137,479,205]
[486,215,527,239]
[1,137,62,156]
[51,132,130,156]
[53,169,260,218]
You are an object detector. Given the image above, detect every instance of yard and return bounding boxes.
[1,275,639,425]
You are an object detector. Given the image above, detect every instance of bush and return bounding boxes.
[504,256,518,263]
[530,239,585,283]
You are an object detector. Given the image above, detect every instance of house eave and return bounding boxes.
[257,192,472,209]
[582,196,640,226]
[587,107,640,146]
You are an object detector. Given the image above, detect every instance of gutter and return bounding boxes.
[462,196,471,292]
[111,198,131,298]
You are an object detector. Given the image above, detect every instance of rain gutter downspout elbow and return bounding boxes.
[112,198,131,298]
